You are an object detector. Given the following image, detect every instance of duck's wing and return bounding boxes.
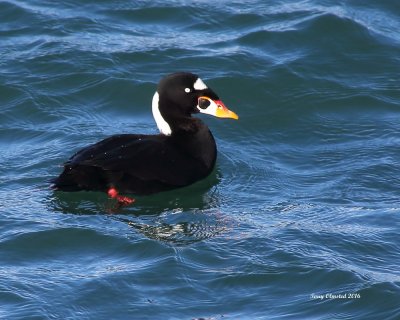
[53,134,205,193]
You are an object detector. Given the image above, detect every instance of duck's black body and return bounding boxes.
[52,72,238,203]
[52,122,216,195]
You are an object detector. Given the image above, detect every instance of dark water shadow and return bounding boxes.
[48,170,221,215]
[47,170,232,244]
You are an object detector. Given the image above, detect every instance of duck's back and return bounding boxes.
[52,131,216,195]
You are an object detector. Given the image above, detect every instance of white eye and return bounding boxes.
[184,88,191,93]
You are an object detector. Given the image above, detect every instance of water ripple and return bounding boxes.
[2,0,400,319]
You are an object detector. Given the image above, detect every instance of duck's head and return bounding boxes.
[152,72,238,135]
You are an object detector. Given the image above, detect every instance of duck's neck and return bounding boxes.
[152,92,217,171]
[171,118,217,172]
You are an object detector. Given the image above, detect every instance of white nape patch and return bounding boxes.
[193,78,208,90]
[152,92,172,136]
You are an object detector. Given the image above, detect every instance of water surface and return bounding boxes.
[1,1,400,319]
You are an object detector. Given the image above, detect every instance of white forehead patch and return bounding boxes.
[193,78,208,90]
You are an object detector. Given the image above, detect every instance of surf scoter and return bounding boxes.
[52,72,238,204]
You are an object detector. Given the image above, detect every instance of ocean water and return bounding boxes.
[1,0,400,319]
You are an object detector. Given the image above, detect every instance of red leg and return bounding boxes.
[107,187,135,205]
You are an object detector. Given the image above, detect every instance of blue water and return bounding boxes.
[1,1,400,319]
